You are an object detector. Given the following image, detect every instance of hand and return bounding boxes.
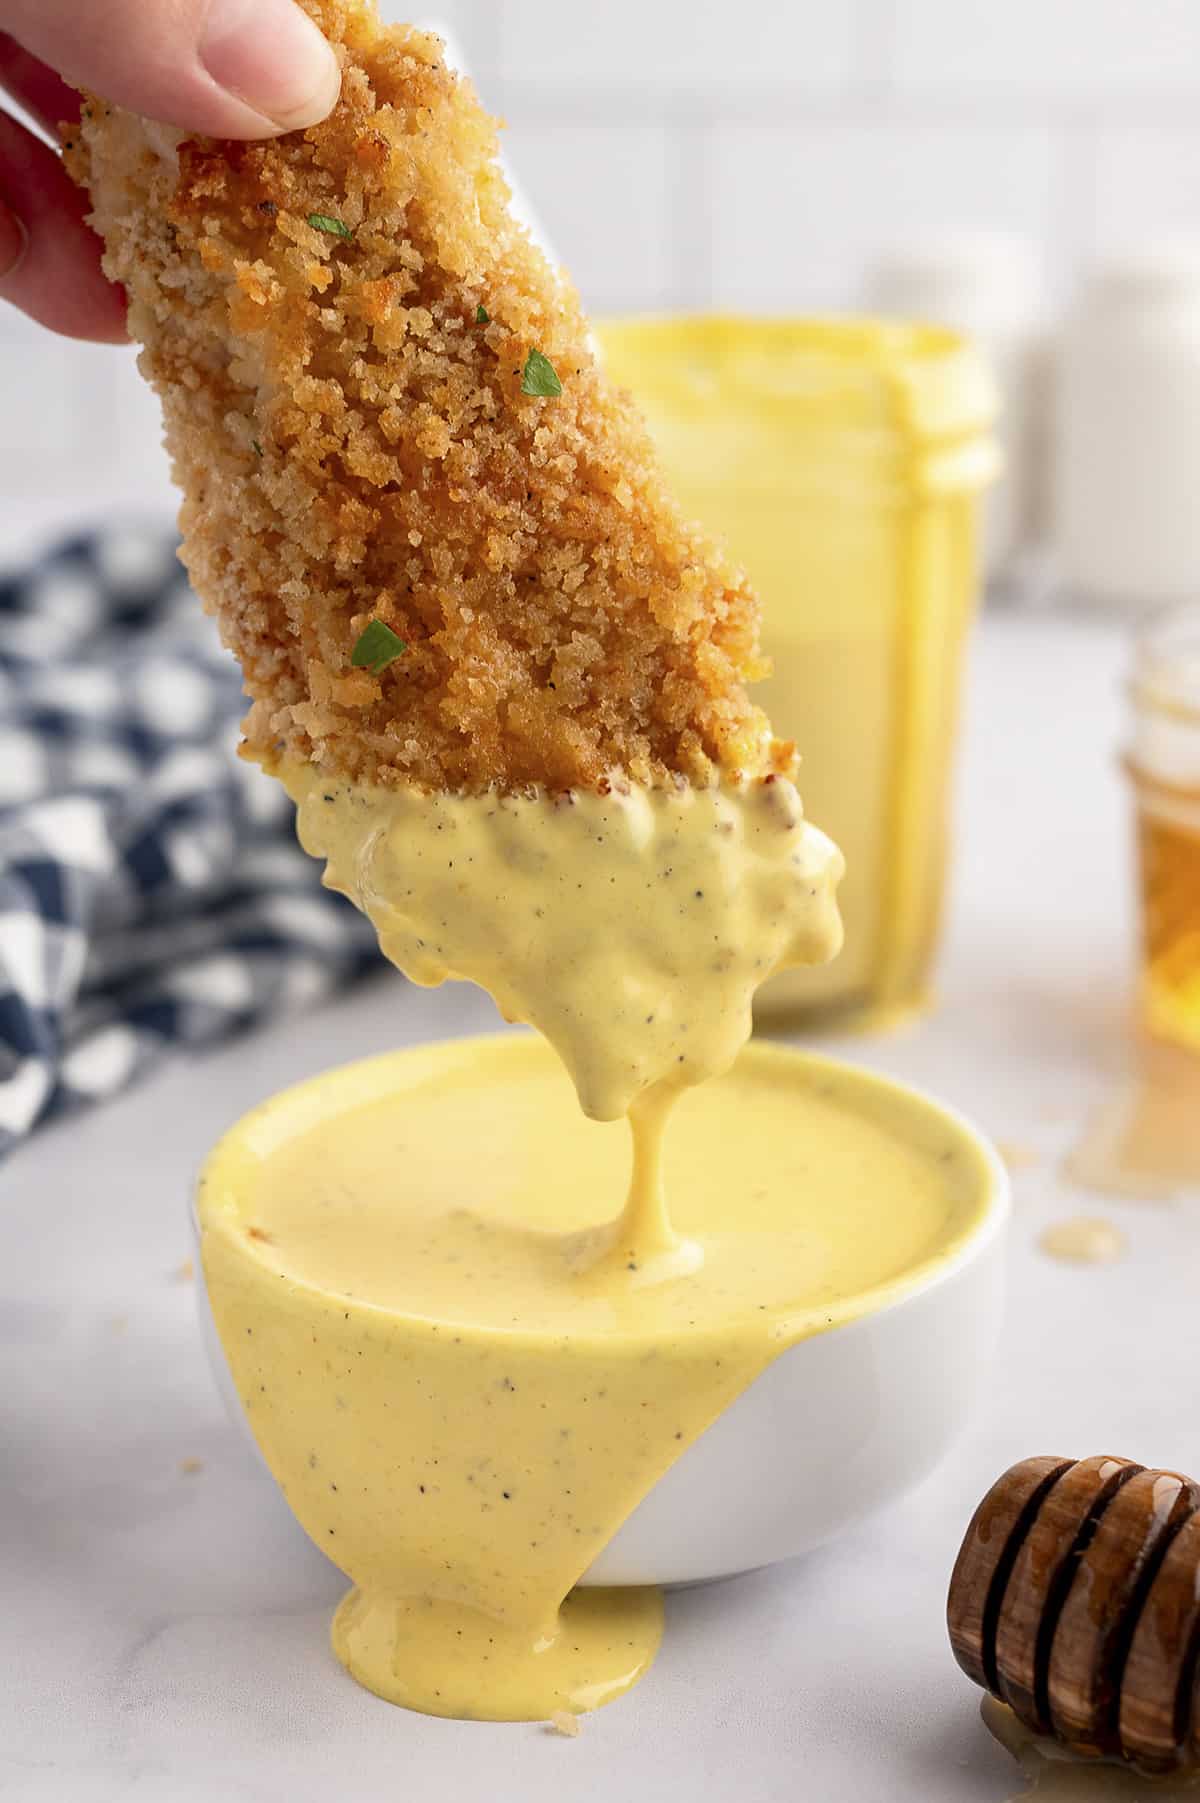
[0,0,340,341]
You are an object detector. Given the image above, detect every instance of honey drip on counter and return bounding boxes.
[1065,1041,1200,1200]
[1038,1217,1127,1266]
[983,1696,1200,1799]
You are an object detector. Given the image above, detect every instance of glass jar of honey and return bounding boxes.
[597,317,998,1031]
[1128,605,1200,1053]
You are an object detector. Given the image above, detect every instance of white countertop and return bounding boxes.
[4,610,1194,1803]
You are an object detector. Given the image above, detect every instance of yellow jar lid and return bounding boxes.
[597,314,1000,496]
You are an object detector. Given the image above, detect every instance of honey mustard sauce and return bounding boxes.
[282,764,844,1269]
[197,768,989,1721]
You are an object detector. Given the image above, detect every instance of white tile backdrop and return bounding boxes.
[2,0,1200,551]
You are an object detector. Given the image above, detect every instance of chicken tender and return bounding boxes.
[68,0,790,794]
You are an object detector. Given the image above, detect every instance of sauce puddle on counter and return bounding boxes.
[200,1038,988,1720]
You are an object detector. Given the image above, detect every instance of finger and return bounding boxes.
[1,0,340,141]
[0,34,80,141]
[0,197,26,282]
[0,109,126,341]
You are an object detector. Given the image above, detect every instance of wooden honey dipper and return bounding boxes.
[948,1456,1200,1776]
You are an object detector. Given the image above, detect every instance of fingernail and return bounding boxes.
[200,0,341,133]
[0,201,29,282]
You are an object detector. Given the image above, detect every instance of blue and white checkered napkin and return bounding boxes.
[0,525,381,1158]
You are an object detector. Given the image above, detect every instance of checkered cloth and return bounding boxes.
[0,526,381,1158]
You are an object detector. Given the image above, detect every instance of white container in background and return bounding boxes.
[864,235,1045,584]
[1057,246,1200,612]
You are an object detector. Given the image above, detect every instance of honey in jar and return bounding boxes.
[1128,605,1200,1054]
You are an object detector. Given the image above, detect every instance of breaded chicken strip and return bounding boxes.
[67,0,789,795]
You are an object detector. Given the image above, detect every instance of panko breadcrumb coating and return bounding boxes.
[68,0,790,794]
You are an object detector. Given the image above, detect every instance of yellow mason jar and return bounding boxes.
[597,316,998,1031]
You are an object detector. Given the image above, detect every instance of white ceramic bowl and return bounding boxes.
[192,1043,1008,1588]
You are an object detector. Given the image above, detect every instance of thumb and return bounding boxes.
[3,0,341,139]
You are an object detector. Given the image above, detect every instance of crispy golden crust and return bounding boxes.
[68,0,789,793]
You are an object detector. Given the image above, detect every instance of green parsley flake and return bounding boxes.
[476,304,490,324]
[307,213,353,240]
[251,439,263,457]
[351,620,408,675]
[520,349,562,399]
